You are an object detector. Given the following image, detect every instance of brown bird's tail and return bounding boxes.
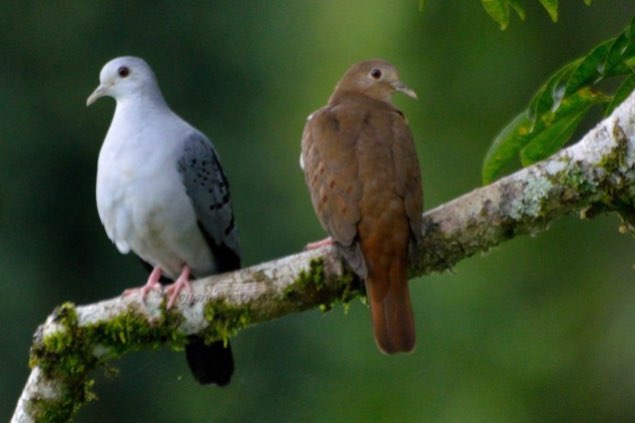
[365,260,416,354]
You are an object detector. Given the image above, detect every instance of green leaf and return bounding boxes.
[605,73,635,115]
[602,33,633,78]
[482,111,532,184]
[478,0,594,27]
[509,0,525,20]
[539,0,558,22]
[564,40,612,96]
[528,60,581,121]
[521,88,608,165]
[419,0,426,12]
[482,0,509,30]
[482,15,635,184]
[520,111,587,166]
[484,88,609,183]
[623,16,635,57]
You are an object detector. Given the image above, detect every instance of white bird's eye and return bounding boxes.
[370,68,382,80]
[118,66,130,77]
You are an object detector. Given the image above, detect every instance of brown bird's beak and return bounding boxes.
[392,81,418,100]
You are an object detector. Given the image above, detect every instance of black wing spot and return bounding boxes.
[224,215,235,236]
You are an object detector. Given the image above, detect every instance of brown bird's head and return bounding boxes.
[330,59,417,104]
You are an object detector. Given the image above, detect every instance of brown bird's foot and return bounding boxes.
[122,265,163,302]
[305,236,334,250]
[164,265,193,309]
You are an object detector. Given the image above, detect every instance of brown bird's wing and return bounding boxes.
[351,102,420,354]
[301,105,367,278]
[391,111,424,250]
[303,96,422,354]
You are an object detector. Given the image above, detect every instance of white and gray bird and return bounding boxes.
[87,56,240,385]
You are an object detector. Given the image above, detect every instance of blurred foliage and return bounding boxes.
[1,1,634,422]
[424,0,592,30]
[480,0,591,30]
[483,16,635,183]
[482,0,530,30]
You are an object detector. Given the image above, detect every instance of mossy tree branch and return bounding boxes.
[12,91,635,423]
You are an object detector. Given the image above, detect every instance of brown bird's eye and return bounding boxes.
[118,66,130,77]
[370,68,382,79]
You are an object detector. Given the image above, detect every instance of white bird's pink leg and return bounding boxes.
[305,236,334,250]
[164,265,193,309]
[122,265,163,301]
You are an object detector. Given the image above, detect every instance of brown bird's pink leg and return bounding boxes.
[164,265,193,309]
[305,236,334,250]
[122,265,163,302]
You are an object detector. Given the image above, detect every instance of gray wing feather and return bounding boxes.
[177,132,241,262]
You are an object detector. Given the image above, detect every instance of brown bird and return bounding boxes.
[301,59,423,354]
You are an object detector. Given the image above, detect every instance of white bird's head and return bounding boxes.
[87,56,161,106]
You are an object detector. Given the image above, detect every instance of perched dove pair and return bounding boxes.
[87,56,422,386]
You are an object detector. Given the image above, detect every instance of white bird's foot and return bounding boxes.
[122,265,163,302]
[164,265,193,309]
[305,236,334,250]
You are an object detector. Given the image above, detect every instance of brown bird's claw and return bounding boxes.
[122,265,163,302]
[164,265,193,309]
[305,236,334,250]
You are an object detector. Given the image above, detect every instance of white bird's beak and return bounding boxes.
[86,84,108,106]
[392,81,418,100]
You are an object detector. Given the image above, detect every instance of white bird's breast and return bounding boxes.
[96,107,214,278]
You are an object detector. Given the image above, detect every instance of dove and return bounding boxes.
[87,56,240,385]
[300,59,423,354]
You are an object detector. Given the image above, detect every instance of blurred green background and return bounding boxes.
[2,1,634,422]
